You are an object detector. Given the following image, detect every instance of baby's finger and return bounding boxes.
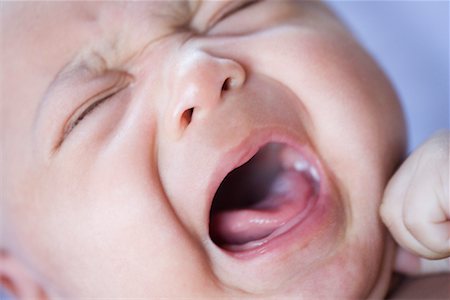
[380,154,436,258]
[403,165,450,258]
[381,191,438,259]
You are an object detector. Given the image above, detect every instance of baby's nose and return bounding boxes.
[168,50,246,136]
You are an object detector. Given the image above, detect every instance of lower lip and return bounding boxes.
[209,130,336,260]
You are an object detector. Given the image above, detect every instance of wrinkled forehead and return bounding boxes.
[0,0,232,65]
[2,1,196,29]
[1,1,194,77]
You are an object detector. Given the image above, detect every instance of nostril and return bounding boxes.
[181,107,194,129]
[221,77,233,92]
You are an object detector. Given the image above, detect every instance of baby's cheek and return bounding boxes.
[7,166,213,296]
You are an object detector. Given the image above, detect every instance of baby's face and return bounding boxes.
[1,1,406,298]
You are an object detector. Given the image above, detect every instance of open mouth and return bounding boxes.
[209,142,320,252]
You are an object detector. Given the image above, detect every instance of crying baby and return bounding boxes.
[1,1,448,299]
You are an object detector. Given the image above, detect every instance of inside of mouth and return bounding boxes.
[209,142,319,251]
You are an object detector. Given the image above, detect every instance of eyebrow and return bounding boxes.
[50,50,108,88]
[34,49,107,120]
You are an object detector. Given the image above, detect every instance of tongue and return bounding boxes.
[210,170,315,246]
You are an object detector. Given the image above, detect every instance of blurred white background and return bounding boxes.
[327,0,449,151]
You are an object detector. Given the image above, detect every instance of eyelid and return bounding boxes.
[62,72,132,141]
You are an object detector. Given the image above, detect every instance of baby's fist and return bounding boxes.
[381,131,449,273]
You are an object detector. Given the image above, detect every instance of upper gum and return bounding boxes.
[280,145,310,170]
[279,144,321,185]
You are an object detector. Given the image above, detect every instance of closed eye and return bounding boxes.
[62,75,131,140]
[64,93,114,137]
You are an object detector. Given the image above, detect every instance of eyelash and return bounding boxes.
[66,93,115,133]
[63,79,129,139]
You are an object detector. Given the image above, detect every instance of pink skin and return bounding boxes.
[0,1,406,299]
